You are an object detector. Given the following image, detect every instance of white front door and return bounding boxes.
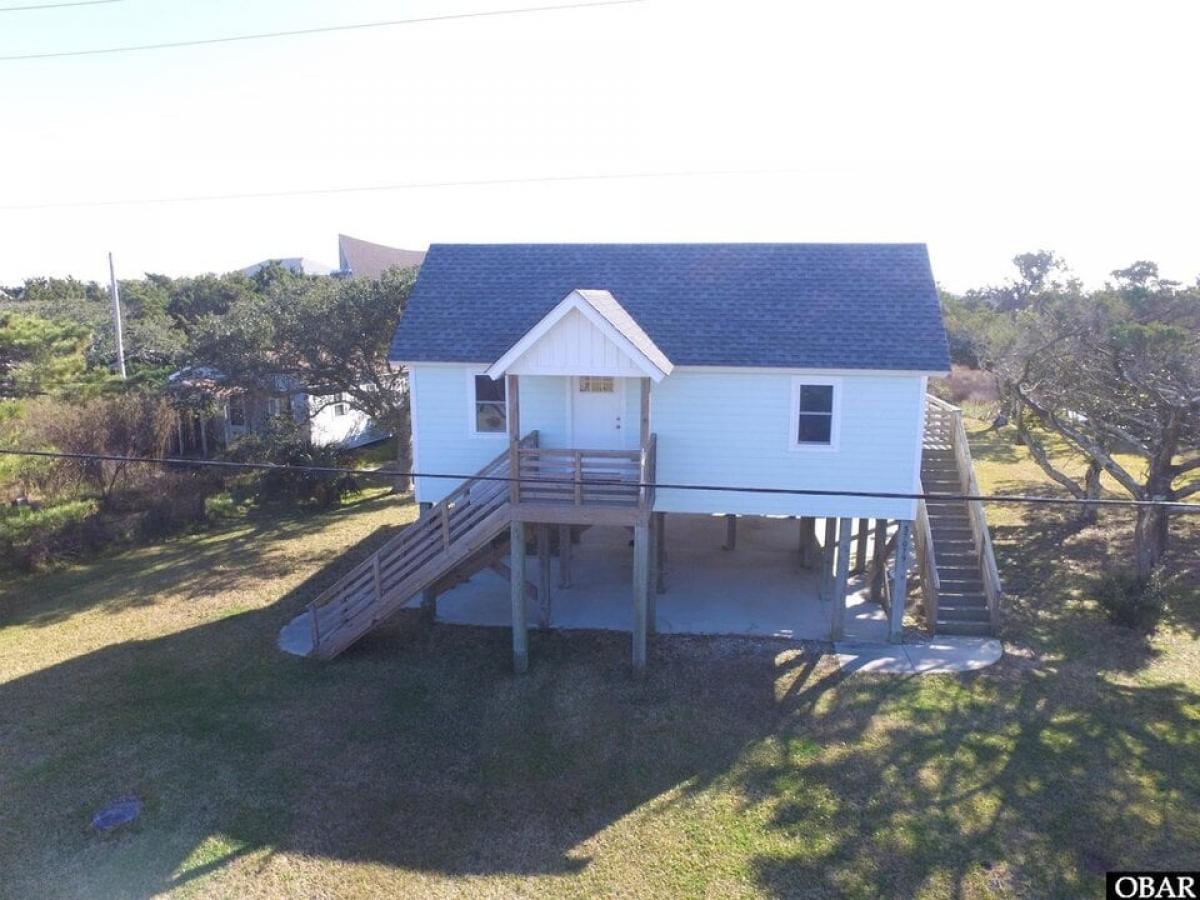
[572,376,626,449]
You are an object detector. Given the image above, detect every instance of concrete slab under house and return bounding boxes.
[281,244,1004,673]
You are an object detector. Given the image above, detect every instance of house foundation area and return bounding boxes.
[425,514,878,640]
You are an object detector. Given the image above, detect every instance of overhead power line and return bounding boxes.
[0,0,121,11]
[1,447,1197,511]
[0,166,798,211]
[0,0,643,61]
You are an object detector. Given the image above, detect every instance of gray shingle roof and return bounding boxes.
[389,243,950,372]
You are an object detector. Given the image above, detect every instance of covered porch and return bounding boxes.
[411,513,894,644]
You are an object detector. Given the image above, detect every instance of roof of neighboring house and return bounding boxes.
[337,234,426,279]
[240,257,335,277]
[389,243,951,372]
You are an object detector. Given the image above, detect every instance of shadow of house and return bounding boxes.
[0,529,828,895]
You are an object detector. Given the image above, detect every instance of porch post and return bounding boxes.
[419,501,437,621]
[537,524,552,628]
[870,519,888,603]
[558,523,572,587]
[723,514,737,551]
[507,374,520,503]
[820,517,836,600]
[639,377,651,446]
[654,511,666,594]
[510,520,529,672]
[854,518,870,574]
[889,520,912,643]
[831,517,852,640]
[646,515,658,634]
[632,521,650,671]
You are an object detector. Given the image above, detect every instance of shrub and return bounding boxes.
[0,499,106,571]
[1093,567,1167,630]
[133,470,221,540]
[30,392,175,506]
[222,419,360,508]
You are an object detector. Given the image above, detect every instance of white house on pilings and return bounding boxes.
[281,244,1000,670]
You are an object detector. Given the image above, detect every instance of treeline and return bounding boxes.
[0,263,416,570]
[939,252,1200,585]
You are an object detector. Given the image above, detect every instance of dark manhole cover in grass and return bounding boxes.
[92,796,142,833]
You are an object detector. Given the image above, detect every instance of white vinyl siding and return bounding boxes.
[650,371,922,520]
[409,365,923,517]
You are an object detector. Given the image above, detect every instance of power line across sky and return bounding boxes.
[0,0,120,11]
[0,0,643,60]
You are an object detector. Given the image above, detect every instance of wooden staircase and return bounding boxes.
[279,438,530,660]
[917,397,1003,636]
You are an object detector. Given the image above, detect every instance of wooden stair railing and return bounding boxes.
[924,395,1002,632]
[913,496,940,630]
[304,432,538,659]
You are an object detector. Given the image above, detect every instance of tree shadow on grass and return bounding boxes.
[2,507,1199,897]
[0,526,837,896]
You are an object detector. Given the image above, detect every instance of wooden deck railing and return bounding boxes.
[925,395,1003,627]
[515,442,648,508]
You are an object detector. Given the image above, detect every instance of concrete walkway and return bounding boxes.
[832,637,1003,675]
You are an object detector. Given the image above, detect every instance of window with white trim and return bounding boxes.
[330,392,349,417]
[472,375,507,434]
[790,378,840,450]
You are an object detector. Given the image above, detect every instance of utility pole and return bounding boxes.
[107,251,127,379]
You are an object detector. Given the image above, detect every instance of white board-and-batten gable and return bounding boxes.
[485,289,673,382]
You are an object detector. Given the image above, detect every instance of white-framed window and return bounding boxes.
[330,393,349,417]
[789,377,841,451]
[471,374,507,435]
[577,375,615,393]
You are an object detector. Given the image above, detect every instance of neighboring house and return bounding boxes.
[290,244,1001,669]
[337,233,426,278]
[239,257,336,278]
[237,235,425,281]
[167,367,384,455]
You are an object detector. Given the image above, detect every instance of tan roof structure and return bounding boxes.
[337,234,426,279]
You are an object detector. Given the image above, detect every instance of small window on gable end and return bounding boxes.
[791,379,838,450]
[473,375,507,434]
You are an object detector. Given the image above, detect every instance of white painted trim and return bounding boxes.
[398,361,947,378]
[910,376,928,520]
[788,376,842,453]
[484,291,668,382]
[408,367,423,503]
[564,376,574,447]
[465,366,508,440]
[675,365,948,377]
[393,360,493,369]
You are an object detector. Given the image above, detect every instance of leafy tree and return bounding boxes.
[190,267,417,483]
[0,312,93,398]
[985,261,1200,576]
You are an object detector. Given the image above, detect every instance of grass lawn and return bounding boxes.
[2,430,1199,898]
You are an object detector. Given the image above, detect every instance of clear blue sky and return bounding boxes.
[1,0,1197,291]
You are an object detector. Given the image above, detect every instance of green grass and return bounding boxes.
[1,430,1198,898]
